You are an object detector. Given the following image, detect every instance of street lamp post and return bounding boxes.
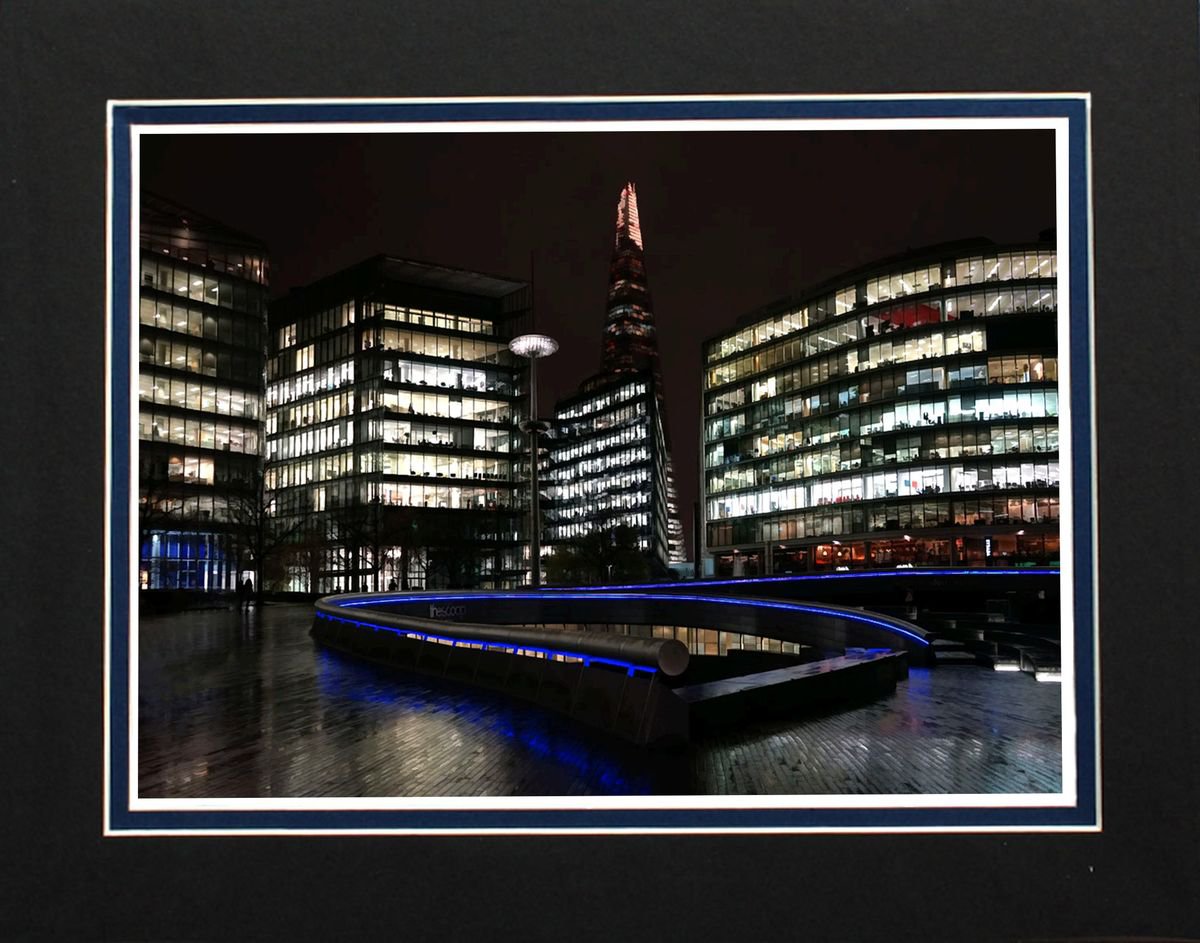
[508,333,558,588]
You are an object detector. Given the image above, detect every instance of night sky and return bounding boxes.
[140,129,1055,557]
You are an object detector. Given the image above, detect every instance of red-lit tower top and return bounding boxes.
[602,182,660,375]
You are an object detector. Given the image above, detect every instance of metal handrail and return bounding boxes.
[315,596,690,676]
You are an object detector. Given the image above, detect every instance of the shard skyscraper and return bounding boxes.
[545,183,686,575]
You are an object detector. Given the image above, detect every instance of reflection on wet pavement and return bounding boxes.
[138,604,1061,798]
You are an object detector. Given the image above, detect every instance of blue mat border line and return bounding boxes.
[106,95,1095,834]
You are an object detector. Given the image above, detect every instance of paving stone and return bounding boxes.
[137,604,1061,798]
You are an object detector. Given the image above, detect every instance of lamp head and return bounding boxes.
[509,334,559,359]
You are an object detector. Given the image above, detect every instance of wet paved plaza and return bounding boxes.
[137,603,1062,798]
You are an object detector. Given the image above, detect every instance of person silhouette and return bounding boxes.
[241,577,253,610]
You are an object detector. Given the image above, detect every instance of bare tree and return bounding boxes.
[225,468,303,602]
[543,525,651,585]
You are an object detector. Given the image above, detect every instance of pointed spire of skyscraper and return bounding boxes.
[602,182,659,375]
[614,181,643,250]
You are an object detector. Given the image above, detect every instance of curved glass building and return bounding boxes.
[137,193,270,591]
[701,237,1059,577]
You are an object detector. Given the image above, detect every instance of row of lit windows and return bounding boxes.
[546,489,650,522]
[708,423,1059,494]
[140,449,256,485]
[293,344,316,372]
[710,432,1062,493]
[860,389,1060,433]
[775,356,1057,421]
[706,391,1060,474]
[270,480,357,518]
[554,445,649,482]
[373,304,495,337]
[605,320,654,340]
[139,297,263,348]
[141,257,266,315]
[268,420,354,461]
[949,251,1057,288]
[367,482,517,511]
[861,264,943,309]
[715,332,990,409]
[555,400,647,442]
[374,389,513,425]
[708,325,992,408]
[607,278,645,296]
[285,551,527,594]
[139,495,235,525]
[550,482,651,510]
[364,327,513,366]
[375,419,510,453]
[707,291,1055,391]
[548,511,651,542]
[605,303,653,327]
[708,250,1056,363]
[270,332,356,382]
[707,287,1056,389]
[142,234,268,285]
[381,358,515,395]
[278,302,355,350]
[706,366,1058,445]
[556,381,646,420]
[139,410,259,454]
[139,336,261,384]
[267,361,356,407]
[767,533,1061,570]
[709,460,1059,521]
[269,390,355,435]
[265,451,356,491]
[138,373,261,420]
[513,623,804,659]
[374,450,510,481]
[552,466,651,502]
[708,359,1057,437]
[709,494,1061,548]
[161,454,216,485]
[549,417,649,468]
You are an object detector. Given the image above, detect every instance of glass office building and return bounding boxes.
[701,238,1059,577]
[265,256,531,593]
[546,369,673,565]
[137,193,269,591]
[545,183,685,573]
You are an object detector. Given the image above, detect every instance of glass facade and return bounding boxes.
[546,371,672,567]
[702,240,1059,576]
[138,193,269,590]
[265,257,531,593]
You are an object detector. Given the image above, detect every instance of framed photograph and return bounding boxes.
[105,94,1097,835]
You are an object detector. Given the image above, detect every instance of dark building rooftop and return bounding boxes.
[141,191,267,251]
[270,255,529,328]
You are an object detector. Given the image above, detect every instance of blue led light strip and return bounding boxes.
[316,611,658,675]
[332,590,931,646]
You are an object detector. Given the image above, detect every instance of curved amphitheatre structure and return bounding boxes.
[312,586,933,746]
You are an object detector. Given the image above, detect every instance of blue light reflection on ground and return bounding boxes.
[314,645,650,794]
[138,605,1060,799]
